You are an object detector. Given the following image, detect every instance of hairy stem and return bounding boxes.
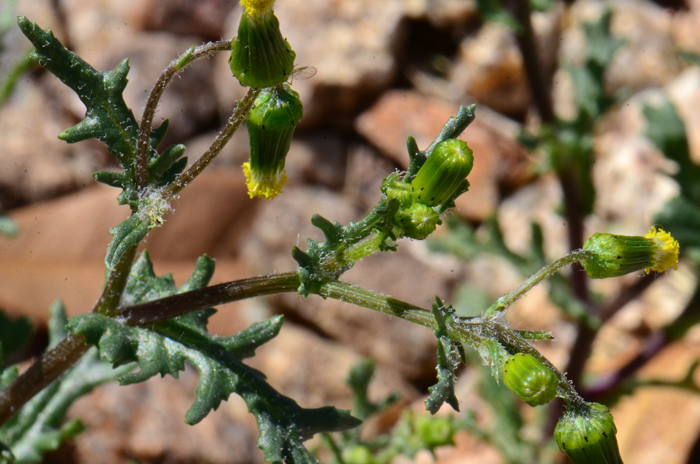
[485,250,588,316]
[120,272,301,325]
[94,244,138,317]
[0,333,89,427]
[162,87,260,198]
[135,40,232,190]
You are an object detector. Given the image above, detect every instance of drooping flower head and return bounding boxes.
[244,84,303,199]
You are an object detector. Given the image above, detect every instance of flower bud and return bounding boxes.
[555,402,623,464]
[381,174,413,208]
[229,1,295,88]
[502,353,558,406]
[411,139,474,207]
[244,84,303,199]
[414,415,456,449]
[580,227,679,279]
[395,203,440,240]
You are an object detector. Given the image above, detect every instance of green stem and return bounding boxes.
[94,244,138,317]
[0,333,89,427]
[135,40,232,190]
[120,272,301,325]
[484,250,587,316]
[0,48,33,107]
[309,280,435,327]
[162,87,261,198]
[321,234,386,274]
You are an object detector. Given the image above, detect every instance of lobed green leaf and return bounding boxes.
[68,251,361,462]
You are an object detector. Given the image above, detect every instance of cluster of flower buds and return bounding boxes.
[580,226,679,279]
[502,353,558,406]
[555,402,623,464]
[384,139,474,240]
[229,1,304,200]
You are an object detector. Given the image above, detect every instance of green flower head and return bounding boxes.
[230,0,296,88]
[581,227,679,279]
[244,84,303,199]
[555,402,623,464]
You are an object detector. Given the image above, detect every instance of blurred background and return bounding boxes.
[1,0,700,463]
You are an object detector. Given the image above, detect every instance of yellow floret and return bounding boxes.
[240,0,276,19]
[243,162,288,200]
[644,226,680,274]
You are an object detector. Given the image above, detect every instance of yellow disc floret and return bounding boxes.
[644,226,680,274]
[243,162,288,200]
[240,0,276,20]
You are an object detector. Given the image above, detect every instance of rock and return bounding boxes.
[408,0,479,28]
[0,80,99,209]
[450,23,530,116]
[559,1,682,97]
[129,0,236,40]
[593,88,681,231]
[240,185,361,273]
[144,167,257,261]
[612,343,700,464]
[354,90,531,220]
[672,0,700,54]
[343,143,396,211]
[666,67,700,164]
[608,0,683,92]
[248,323,419,411]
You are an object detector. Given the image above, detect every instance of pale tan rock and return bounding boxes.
[450,24,530,116]
[248,323,419,411]
[559,1,682,96]
[0,81,100,208]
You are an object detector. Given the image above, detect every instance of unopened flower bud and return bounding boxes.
[502,353,558,406]
[411,139,474,207]
[244,84,303,199]
[580,227,679,279]
[555,402,623,464]
[381,174,413,208]
[395,203,440,240]
[230,1,295,88]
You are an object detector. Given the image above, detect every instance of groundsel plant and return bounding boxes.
[0,0,682,463]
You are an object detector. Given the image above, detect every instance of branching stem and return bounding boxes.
[135,40,232,190]
[162,87,260,198]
